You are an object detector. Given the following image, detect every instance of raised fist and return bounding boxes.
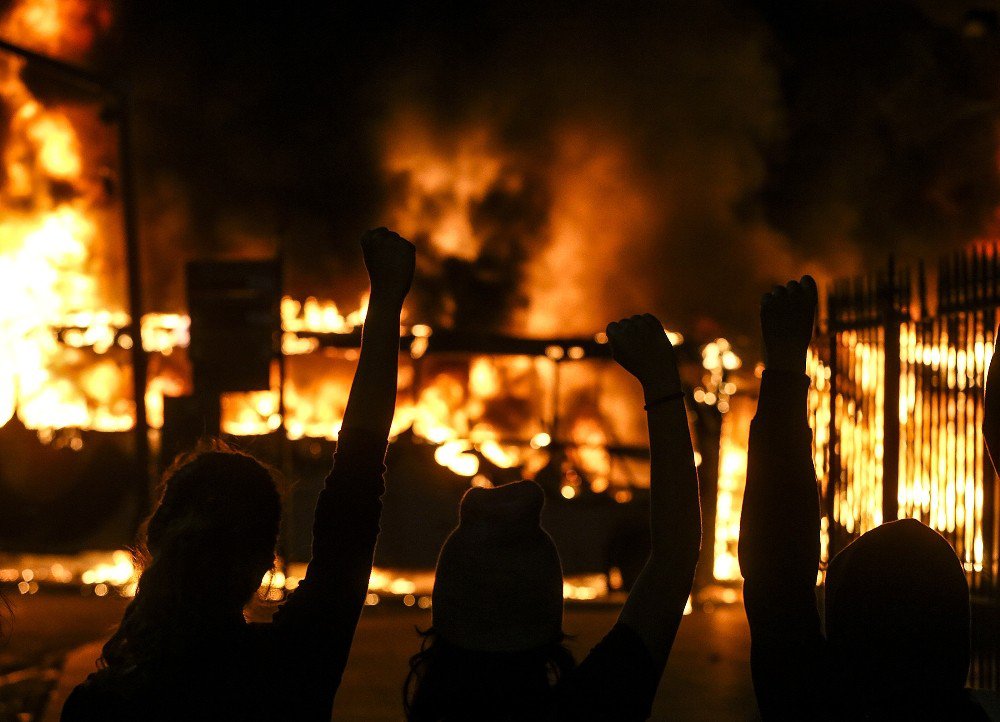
[760,275,817,375]
[606,313,680,398]
[361,227,416,307]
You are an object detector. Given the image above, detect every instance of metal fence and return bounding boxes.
[811,246,1000,690]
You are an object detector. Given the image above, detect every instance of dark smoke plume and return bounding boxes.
[95,2,1000,352]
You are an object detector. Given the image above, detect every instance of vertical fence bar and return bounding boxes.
[882,258,901,522]
[116,89,152,534]
[827,287,840,552]
[817,247,1000,689]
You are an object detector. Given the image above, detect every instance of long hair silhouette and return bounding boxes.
[99,440,281,672]
[65,228,414,720]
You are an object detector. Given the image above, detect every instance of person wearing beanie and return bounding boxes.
[404,313,703,721]
[739,276,989,720]
[433,480,565,652]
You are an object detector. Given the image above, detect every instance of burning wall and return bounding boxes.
[0,1,132,434]
[805,258,1000,593]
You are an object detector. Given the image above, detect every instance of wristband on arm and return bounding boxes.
[643,390,685,411]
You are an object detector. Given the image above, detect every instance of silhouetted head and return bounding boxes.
[825,518,971,712]
[404,480,572,720]
[144,446,281,604]
[100,442,281,670]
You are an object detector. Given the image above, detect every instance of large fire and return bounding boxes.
[804,328,992,580]
[382,113,664,336]
[897,324,989,571]
[0,3,130,434]
[0,0,753,598]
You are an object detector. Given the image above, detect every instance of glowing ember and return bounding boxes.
[0,551,618,606]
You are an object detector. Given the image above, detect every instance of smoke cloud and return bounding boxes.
[86,1,1000,353]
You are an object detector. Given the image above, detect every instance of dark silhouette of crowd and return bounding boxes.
[47,229,992,720]
[741,278,991,721]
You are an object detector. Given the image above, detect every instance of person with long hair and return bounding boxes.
[403,314,703,721]
[739,276,989,719]
[62,227,415,721]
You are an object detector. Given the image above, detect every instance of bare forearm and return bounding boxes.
[743,276,821,586]
[739,371,819,586]
[646,400,702,558]
[618,395,701,670]
[739,276,825,717]
[605,315,702,671]
[340,296,403,437]
[739,373,824,718]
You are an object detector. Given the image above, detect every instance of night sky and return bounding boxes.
[34,1,1000,352]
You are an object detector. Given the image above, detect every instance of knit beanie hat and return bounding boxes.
[432,480,564,652]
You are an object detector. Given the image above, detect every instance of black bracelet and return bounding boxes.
[643,390,685,411]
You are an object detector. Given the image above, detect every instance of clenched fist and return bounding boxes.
[606,314,681,399]
[361,227,416,307]
[760,275,817,375]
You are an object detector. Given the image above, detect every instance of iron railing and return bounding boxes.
[812,246,1000,689]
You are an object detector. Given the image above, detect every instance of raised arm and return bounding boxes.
[341,228,416,436]
[609,314,702,675]
[272,228,415,717]
[738,276,826,718]
[983,328,1000,471]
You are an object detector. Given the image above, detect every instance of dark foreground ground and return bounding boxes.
[3,593,757,721]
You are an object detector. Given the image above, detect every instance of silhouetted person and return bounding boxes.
[62,228,416,721]
[739,276,989,720]
[404,314,702,721]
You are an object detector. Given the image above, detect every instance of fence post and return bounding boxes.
[881,258,901,523]
[826,286,841,553]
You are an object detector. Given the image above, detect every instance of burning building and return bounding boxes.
[805,251,1000,688]
[0,0,757,602]
[0,0,999,638]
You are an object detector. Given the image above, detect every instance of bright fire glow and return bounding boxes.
[0,10,735,584]
[712,397,752,581]
[0,25,135,434]
[804,320,991,579]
